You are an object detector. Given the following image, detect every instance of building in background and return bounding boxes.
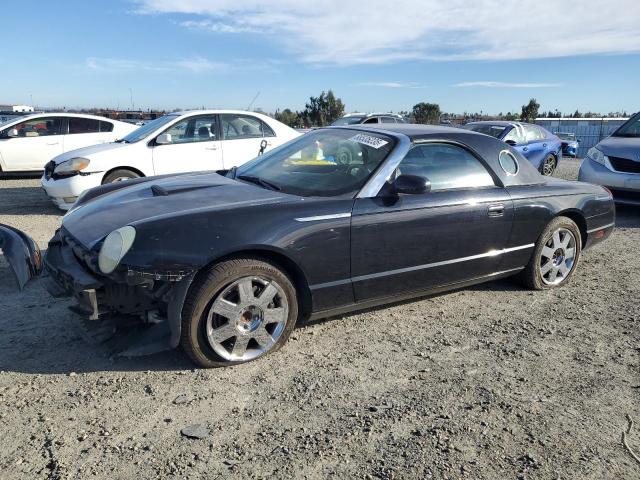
[535,117,629,158]
[0,104,34,113]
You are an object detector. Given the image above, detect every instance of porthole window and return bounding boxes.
[499,150,518,175]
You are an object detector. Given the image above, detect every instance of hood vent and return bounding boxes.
[150,183,224,197]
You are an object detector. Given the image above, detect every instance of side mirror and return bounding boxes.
[155,133,172,145]
[505,139,517,147]
[390,174,431,195]
[7,128,19,138]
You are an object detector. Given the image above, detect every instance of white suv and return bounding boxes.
[41,110,300,210]
[0,113,136,172]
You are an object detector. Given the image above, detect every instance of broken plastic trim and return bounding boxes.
[0,224,43,290]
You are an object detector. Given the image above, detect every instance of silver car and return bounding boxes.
[579,112,640,205]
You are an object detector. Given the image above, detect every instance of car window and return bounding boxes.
[464,124,507,139]
[503,125,526,144]
[524,126,539,143]
[99,121,114,133]
[362,117,379,124]
[68,117,100,134]
[161,115,218,144]
[534,126,548,140]
[221,114,274,140]
[613,112,640,138]
[381,117,396,124]
[10,117,63,137]
[396,143,495,191]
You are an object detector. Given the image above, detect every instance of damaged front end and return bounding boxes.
[44,228,195,353]
[0,223,43,290]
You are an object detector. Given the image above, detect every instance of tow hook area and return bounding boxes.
[0,223,43,290]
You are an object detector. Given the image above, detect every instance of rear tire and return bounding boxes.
[520,216,582,290]
[181,257,298,368]
[540,154,556,176]
[102,169,140,184]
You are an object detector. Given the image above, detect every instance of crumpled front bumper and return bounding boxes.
[44,230,105,319]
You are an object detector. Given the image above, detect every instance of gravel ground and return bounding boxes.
[0,160,639,479]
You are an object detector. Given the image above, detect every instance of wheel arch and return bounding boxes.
[193,247,313,321]
[101,166,145,184]
[555,209,587,247]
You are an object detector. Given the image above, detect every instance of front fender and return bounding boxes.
[0,224,43,290]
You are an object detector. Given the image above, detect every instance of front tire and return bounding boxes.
[102,169,140,184]
[180,257,298,367]
[520,216,582,290]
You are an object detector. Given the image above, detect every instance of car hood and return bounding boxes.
[597,136,640,160]
[51,142,131,165]
[61,172,295,248]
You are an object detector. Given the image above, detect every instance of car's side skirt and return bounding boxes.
[308,266,524,321]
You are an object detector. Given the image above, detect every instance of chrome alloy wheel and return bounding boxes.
[542,156,556,176]
[205,276,288,362]
[539,227,577,285]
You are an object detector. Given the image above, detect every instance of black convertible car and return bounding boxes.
[2,125,615,367]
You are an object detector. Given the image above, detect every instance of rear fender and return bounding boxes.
[0,224,43,290]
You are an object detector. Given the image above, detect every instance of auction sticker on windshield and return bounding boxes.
[349,134,389,149]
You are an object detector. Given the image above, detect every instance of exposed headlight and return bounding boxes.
[54,157,91,175]
[587,147,607,166]
[98,226,136,274]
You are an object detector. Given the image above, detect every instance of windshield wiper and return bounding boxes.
[115,138,129,143]
[237,175,281,191]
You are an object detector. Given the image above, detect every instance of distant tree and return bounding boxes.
[412,102,441,124]
[583,111,601,118]
[520,98,540,122]
[274,108,301,128]
[572,110,583,118]
[300,90,345,126]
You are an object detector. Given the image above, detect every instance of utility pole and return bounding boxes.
[129,88,135,111]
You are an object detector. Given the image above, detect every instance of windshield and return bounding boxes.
[234,129,395,197]
[331,116,365,126]
[119,114,180,143]
[613,113,640,138]
[463,124,506,139]
[0,116,25,128]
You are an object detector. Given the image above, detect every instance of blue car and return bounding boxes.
[463,121,563,176]
[556,132,580,157]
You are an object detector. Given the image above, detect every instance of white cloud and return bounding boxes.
[456,81,564,88]
[85,56,227,73]
[354,81,427,89]
[133,0,640,65]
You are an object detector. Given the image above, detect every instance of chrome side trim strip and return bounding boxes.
[351,243,535,283]
[586,222,615,234]
[309,243,535,290]
[295,213,351,222]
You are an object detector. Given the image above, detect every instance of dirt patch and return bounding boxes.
[1,161,639,479]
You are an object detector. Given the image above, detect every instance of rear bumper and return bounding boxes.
[579,158,640,205]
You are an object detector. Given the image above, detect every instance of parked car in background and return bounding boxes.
[578,111,640,205]
[0,113,136,172]
[41,110,300,210]
[556,132,580,157]
[331,113,407,126]
[463,121,562,176]
[4,124,614,367]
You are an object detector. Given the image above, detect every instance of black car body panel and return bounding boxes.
[0,224,42,290]
[6,125,615,352]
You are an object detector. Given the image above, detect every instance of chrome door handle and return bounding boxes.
[205,145,218,150]
[46,142,59,146]
[488,204,505,217]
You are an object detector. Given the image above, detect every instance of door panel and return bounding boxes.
[0,116,64,170]
[219,113,277,168]
[351,189,513,301]
[152,114,223,175]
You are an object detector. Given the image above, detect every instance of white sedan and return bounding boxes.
[41,110,300,210]
[0,113,136,172]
